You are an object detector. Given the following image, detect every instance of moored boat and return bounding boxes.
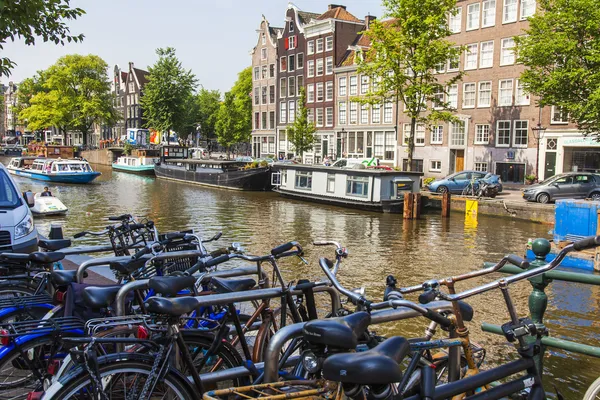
[154,146,271,191]
[7,157,101,184]
[31,192,68,216]
[112,149,159,175]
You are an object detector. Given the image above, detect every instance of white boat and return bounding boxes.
[7,157,101,184]
[112,149,159,175]
[31,192,68,216]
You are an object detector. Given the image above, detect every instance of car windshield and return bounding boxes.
[0,171,21,208]
[538,174,566,185]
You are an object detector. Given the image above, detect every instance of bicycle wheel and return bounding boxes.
[50,360,198,400]
[253,307,297,363]
[0,280,43,299]
[584,377,600,400]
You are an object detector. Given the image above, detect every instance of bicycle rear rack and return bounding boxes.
[85,315,150,336]
[203,380,337,400]
[0,317,85,337]
[0,294,53,309]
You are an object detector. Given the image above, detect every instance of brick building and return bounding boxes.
[251,15,282,158]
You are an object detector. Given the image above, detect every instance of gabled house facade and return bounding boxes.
[125,62,149,131]
[251,16,282,158]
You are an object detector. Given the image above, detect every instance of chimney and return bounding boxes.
[328,4,346,10]
[365,14,376,29]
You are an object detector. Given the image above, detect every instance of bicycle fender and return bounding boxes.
[0,303,54,318]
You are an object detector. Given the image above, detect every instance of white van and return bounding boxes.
[0,163,37,253]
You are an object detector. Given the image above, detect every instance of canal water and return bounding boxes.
[6,160,599,399]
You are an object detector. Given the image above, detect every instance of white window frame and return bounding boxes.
[474,162,489,172]
[288,36,296,50]
[316,58,324,76]
[465,43,478,70]
[503,0,518,23]
[430,160,442,172]
[433,88,444,110]
[513,120,529,148]
[383,101,393,123]
[496,120,511,147]
[475,124,490,144]
[261,48,267,60]
[316,108,324,127]
[325,36,334,51]
[360,104,369,125]
[307,60,315,78]
[325,56,333,75]
[551,106,569,124]
[448,48,460,71]
[467,3,480,30]
[307,40,315,55]
[482,0,496,27]
[520,0,536,19]
[338,102,347,125]
[326,81,334,101]
[515,79,530,105]
[372,104,381,124]
[349,102,358,124]
[326,107,334,127]
[450,7,462,33]
[297,53,304,70]
[316,82,324,102]
[462,83,476,108]
[307,84,315,103]
[479,41,494,68]
[339,77,347,97]
[349,76,358,95]
[280,56,287,72]
[500,37,515,66]
[280,102,287,124]
[316,38,324,53]
[498,79,513,106]
[448,84,458,108]
[360,75,369,94]
[288,101,296,123]
[431,125,443,144]
[478,81,492,107]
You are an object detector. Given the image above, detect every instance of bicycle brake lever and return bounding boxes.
[297,255,309,265]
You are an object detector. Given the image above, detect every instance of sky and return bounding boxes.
[2,0,386,93]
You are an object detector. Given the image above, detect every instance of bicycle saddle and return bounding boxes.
[29,252,65,264]
[303,311,371,349]
[458,301,474,322]
[109,256,151,275]
[323,336,410,385]
[82,286,122,309]
[51,270,85,286]
[210,277,256,294]
[38,239,72,251]
[144,296,200,317]
[149,276,197,297]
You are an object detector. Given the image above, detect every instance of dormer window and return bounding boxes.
[290,22,295,32]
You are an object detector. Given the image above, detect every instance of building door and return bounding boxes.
[455,150,465,172]
[545,152,556,179]
[336,137,342,159]
[322,138,329,158]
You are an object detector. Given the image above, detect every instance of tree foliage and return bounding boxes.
[515,0,600,137]
[18,54,116,144]
[356,0,463,170]
[195,88,221,142]
[215,67,252,154]
[286,87,316,158]
[140,47,197,142]
[0,0,85,77]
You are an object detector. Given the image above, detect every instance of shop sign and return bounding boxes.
[563,136,600,146]
[506,151,515,160]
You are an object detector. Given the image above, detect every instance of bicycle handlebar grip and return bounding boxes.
[424,309,453,328]
[204,254,231,268]
[210,248,229,257]
[573,235,600,251]
[271,241,295,256]
[165,232,187,240]
[73,232,87,239]
[213,232,222,241]
[108,214,132,221]
[507,254,529,269]
[128,223,146,230]
[132,246,152,260]
[418,290,437,305]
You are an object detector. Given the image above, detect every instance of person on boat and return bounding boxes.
[41,187,52,197]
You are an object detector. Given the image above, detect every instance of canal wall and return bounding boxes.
[423,193,555,225]
[81,149,116,166]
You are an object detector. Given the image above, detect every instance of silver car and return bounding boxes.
[522,172,600,203]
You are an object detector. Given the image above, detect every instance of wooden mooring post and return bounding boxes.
[404,193,421,219]
[441,192,451,218]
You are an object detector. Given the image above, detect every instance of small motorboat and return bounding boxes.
[7,157,101,184]
[31,192,68,216]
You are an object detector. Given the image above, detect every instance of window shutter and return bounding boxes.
[285,38,289,50]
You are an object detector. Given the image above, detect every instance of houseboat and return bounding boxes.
[154,146,271,191]
[7,157,101,184]
[112,149,159,175]
[272,163,423,213]
[1,144,23,156]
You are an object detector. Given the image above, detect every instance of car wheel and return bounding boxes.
[590,192,600,201]
[436,186,448,194]
[537,193,550,204]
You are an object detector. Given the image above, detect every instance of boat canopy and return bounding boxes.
[30,159,95,173]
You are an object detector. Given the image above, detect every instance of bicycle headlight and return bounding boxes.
[15,213,34,240]
[301,351,320,373]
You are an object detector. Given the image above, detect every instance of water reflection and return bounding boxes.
[3,158,599,398]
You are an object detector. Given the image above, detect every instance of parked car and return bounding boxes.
[427,170,503,194]
[522,172,600,203]
[330,158,380,168]
[235,156,254,162]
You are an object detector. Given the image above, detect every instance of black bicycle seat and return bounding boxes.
[303,311,371,349]
[51,270,78,286]
[108,214,132,221]
[29,252,65,264]
[210,277,256,294]
[144,296,200,317]
[82,286,122,309]
[109,256,151,275]
[458,301,474,322]
[149,276,197,297]
[323,336,410,385]
[38,239,72,251]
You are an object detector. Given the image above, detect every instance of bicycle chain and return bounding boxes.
[134,344,165,400]
[82,349,109,400]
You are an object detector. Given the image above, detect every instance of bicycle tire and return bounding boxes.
[253,307,297,363]
[583,376,600,400]
[49,359,198,400]
[0,280,45,299]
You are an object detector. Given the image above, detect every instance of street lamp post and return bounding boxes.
[531,107,547,180]
[340,127,346,159]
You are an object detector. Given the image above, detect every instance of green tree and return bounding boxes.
[0,0,85,77]
[515,0,600,137]
[214,67,252,155]
[19,54,116,144]
[356,0,463,170]
[141,47,197,143]
[286,87,316,158]
[195,88,221,143]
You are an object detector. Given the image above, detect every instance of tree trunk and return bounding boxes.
[407,117,416,172]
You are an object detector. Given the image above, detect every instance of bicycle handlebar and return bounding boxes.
[271,241,303,257]
[313,240,348,276]
[73,229,110,239]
